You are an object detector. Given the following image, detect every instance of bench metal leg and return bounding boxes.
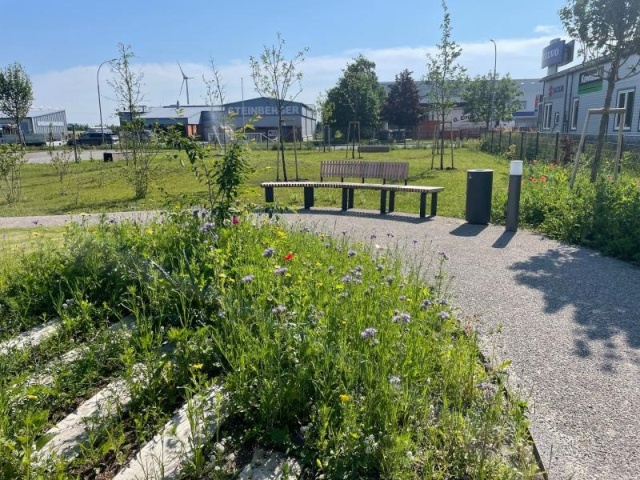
[431,192,438,216]
[389,191,395,213]
[341,188,349,211]
[304,187,314,209]
[265,187,274,203]
[419,192,427,218]
[348,189,354,209]
[380,190,387,214]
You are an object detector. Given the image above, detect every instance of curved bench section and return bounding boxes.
[261,181,444,218]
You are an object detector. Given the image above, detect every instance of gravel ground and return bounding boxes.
[1,208,639,479]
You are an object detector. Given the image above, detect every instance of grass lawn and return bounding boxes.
[0,146,510,218]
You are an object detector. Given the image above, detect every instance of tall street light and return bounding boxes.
[97,58,116,145]
[489,39,497,131]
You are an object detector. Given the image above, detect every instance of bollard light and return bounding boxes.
[506,160,523,232]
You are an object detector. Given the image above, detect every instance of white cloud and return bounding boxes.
[31,33,570,125]
[534,25,561,35]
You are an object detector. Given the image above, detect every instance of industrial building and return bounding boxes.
[380,78,543,139]
[540,50,640,141]
[119,97,317,143]
[0,109,68,143]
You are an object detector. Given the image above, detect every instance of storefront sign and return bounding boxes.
[578,69,603,94]
[547,84,565,97]
[541,40,565,68]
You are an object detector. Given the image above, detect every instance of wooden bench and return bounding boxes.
[320,160,408,184]
[261,161,444,218]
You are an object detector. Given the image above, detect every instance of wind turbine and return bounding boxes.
[177,62,193,105]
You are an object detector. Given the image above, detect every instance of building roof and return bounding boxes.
[25,108,66,118]
[136,105,218,123]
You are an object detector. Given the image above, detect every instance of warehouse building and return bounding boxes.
[0,108,68,142]
[119,97,317,143]
[380,78,542,139]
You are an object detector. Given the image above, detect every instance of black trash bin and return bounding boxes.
[465,169,493,224]
[103,152,113,162]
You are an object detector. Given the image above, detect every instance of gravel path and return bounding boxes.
[1,208,639,479]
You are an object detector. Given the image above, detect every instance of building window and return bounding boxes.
[614,88,634,131]
[571,98,579,130]
[543,103,553,130]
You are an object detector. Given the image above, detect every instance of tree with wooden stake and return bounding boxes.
[250,33,308,181]
[425,0,466,170]
[560,0,640,183]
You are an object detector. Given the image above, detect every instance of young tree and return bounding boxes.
[0,62,34,147]
[203,56,229,152]
[425,0,467,169]
[560,0,640,182]
[382,69,424,132]
[109,43,158,199]
[324,55,386,140]
[462,73,522,129]
[250,33,308,181]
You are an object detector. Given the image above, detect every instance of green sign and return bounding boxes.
[578,69,603,94]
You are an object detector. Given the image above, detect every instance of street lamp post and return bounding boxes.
[97,59,116,145]
[489,39,497,131]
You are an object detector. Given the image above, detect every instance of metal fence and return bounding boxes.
[481,131,640,175]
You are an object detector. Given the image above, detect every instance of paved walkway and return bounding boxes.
[1,209,639,479]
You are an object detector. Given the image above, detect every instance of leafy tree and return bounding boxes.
[324,55,386,140]
[560,0,640,182]
[425,0,467,170]
[250,32,308,181]
[462,73,522,129]
[109,43,158,199]
[382,69,424,131]
[0,62,34,147]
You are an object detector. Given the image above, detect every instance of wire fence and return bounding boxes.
[480,131,640,176]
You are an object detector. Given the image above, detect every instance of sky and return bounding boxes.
[0,0,579,125]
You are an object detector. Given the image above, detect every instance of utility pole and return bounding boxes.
[489,39,497,130]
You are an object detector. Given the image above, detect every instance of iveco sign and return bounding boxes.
[541,40,565,68]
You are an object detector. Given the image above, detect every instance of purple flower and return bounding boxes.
[398,295,407,301]
[272,305,287,315]
[438,311,450,320]
[386,275,395,285]
[420,299,433,310]
[392,311,411,324]
[348,249,356,257]
[438,251,449,261]
[376,264,384,271]
[342,275,354,283]
[263,247,275,258]
[360,327,377,339]
[274,267,288,276]
[328,265,335,273]
[32,219,39,225]
[439,299,448,305]
[241,275,254,283]
[370,234,377,240]
[200,222,216,233]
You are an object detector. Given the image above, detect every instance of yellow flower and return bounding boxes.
[192,363,203,370]
[276,230,287,239]
[27,394,37,401]
[146,228,154,235]
[339,394,351,403]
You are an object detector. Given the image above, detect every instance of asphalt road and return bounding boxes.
[24,148,114,164]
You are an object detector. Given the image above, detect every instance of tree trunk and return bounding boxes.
[278,111,287,181]
[591,55,620,183]
[440,109,445,170]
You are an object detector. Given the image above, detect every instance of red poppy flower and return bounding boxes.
[284,252,294,261]
[540,176,548,183]
[531,177,538,183]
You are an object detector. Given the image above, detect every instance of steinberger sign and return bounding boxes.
[578,68,603,94]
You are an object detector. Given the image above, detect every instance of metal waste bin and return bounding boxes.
[465,169,493,224]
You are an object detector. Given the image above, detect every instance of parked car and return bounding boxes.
[67,132,119,146]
